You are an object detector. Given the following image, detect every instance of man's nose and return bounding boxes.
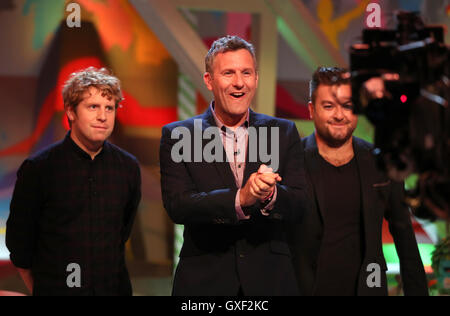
[97,108,107,121]
[232,73,244,88]
[333,105,345,120]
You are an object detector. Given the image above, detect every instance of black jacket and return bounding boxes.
[160,107,308,296]
[287,134,428,296]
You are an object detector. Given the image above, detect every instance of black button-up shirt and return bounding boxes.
[6,133,141,296]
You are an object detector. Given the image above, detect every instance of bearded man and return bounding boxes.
[287,67,428,296]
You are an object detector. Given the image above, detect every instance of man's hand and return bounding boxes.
[363,74,399,99]
[17,268,33,295]
[240,165,282,207]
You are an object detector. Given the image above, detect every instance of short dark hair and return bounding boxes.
[309,67,350,104]
[205,35,257,73]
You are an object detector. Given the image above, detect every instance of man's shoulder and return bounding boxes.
[251,112,296,128]
[106,142,139,167]
[163,114,204,131]
[250,113,299,141]
[301,133,316,150]
[161,114,206,140]
[27,139,65,164]
[15,139,66,176]
[353,136,374,152]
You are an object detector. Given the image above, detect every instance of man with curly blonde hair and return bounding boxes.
[62,67,123,153]
[7,67,141,296]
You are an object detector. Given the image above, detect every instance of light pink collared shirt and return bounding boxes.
[210,103,277,220]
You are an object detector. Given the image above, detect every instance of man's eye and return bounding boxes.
[106,106,115,112]
[343,104,354,110]
[90,105,98,109]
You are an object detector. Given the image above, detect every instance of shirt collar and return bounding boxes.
[64,131,108,161]
[210,101,249,134]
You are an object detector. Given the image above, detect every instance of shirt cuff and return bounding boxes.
[260,186,277,216]
[235,189,250,220]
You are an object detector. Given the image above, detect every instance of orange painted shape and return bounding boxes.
[77,0,134,52]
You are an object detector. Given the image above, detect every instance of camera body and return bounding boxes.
[350,12,449,220]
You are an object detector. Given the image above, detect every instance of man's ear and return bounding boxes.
[203,72,213,91]
[308,101,314,120]
[66,106,76,123]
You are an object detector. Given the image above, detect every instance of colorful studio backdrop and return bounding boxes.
[0,0,449,283]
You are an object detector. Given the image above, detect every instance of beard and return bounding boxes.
[316,122,356,148]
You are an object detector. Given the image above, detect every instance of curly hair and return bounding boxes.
[62,67,124,111]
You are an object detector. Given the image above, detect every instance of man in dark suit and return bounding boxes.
[288,67,428,296]
[160,36,307,296]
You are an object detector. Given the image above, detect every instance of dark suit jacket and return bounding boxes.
[288,134,428,296]
[159,107,308,296]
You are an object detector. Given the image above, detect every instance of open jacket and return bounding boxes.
[160,107,308,296]
[288,133,428,296]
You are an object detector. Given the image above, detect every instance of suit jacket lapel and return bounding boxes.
[202,107,237,189]
[352,137,373,250]
[243,110,261,185]
[304,134,326,223]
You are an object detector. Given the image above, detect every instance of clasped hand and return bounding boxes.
[240,165,282,207]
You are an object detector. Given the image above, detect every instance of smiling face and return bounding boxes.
[309,84,358,147]
[66,87,116,154]
[203,49,258,126]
